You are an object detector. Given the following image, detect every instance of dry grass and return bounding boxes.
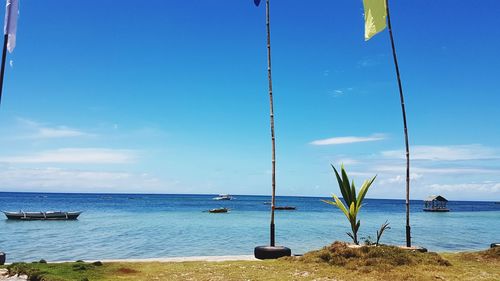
[290,241,451,269]
[455,246,500,262]
[2,246,499,281]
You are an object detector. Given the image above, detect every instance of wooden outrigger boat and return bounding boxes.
[2,211,82,220]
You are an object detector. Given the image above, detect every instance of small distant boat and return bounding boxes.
[212,194,233,200]
[263,201,271,205]
[274,206,296,210]
[208,207,229,213]
[3,211,82,220]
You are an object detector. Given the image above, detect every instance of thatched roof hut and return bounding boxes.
[423,195,449,212]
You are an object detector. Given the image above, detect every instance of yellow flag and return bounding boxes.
[363,0,387,41]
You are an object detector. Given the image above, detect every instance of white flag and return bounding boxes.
[4,0,19,53]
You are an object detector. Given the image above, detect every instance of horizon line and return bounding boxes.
[0,190,497,203]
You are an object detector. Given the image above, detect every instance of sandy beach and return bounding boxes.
[61,255,259,263]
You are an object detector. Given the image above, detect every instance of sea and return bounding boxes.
[0,192,498,262]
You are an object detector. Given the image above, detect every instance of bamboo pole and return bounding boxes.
[0,0,16,106]
[266,0,277,247]
[385,0,411,247]
[0,33,9,105]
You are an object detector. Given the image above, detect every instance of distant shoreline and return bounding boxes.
[0,191,498,203]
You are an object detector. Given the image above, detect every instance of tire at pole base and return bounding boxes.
[254,246,291,260]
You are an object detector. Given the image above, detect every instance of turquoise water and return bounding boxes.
[0,192,498,262]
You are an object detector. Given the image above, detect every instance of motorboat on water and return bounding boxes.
[212,194,233,200]
[2,211,82,220]
[208,207,229,213]
[274,206,296,210]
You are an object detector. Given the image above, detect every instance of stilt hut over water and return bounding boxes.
[423,195,450,212]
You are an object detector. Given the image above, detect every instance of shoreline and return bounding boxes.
[61,255,259,263]
[4,245,496,264]
[3,255,259,265]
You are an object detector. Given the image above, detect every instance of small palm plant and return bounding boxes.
[322,165,376,245]
[376,220,391,246]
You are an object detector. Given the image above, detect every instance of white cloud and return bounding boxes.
[382,144,499,161]
[37,127,89,138]
[381,173,423,184]
[358,59,374,68]
[429,182,500,194]
[0,148,136,164]
[313,143,500,200]
[15,118,92,139]
[310,134,386,146]
[332,158,359,166]
[0,167,164,192]
[357,57,379,68]
[16,117,40,127]
[374,165,500,175]
[333,90,344,96]
[328,87,354,98]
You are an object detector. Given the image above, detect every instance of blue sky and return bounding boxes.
[0,0,499,200]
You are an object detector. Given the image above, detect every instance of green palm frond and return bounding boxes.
[340,165,354,204]
[350,180,357,205]
[376,221,391,246]
[332,165,351,205]
[323,165,376,245]
[356,176,376,212]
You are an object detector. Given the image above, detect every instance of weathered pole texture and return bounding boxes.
[0,33,9,104]
[266,0,277,247]
[385,0,411,247]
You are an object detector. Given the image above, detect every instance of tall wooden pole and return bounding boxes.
[266,0,277,247]
[385,0,411,247]
[0,33,9,105]
[0,0,15,106]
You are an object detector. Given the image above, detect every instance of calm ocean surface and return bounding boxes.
[0,192,499,262]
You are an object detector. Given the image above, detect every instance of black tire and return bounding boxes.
[254,246,291,260]
[414,247,428,253]
[0,252,5,265]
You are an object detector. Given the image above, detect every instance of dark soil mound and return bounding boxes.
[116,267,140,274]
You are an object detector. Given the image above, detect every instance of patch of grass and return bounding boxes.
[3,247,499,281]
[6,261,108,281]
[116,267,140,274]
[291,241,451,270]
